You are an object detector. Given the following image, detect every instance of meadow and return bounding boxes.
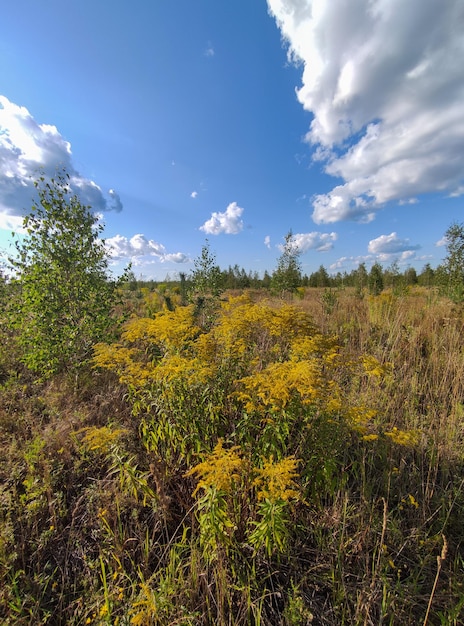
[1,284,463,625]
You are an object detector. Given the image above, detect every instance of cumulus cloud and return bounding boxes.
[368,232,420,261]
[106,233,189,264]
[164,252,190,263]
[191,191,198,198]
[291,231,337,253]
[264,235,271,249]
[267,0,464,223]
[0,95,122,226]
[200,201,244,235]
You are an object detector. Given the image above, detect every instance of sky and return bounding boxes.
[1,0,463,280]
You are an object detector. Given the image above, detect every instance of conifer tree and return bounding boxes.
[271,231,302,296]
[189,240,223,327]
[368,262,384,296]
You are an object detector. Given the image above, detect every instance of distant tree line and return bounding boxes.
[132,255,451,298]
[123,226,464,301]
[137,261,429,292]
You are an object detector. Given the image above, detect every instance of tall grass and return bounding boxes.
[1,287,463,624]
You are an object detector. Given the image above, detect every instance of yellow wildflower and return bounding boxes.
[79,426,127,454]
[362,434,379,442]
[186,440,245,496]
[385,427,419,446]
[253,456,300,502]
[361,355,390,378]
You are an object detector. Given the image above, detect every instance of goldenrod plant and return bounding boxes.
[1,284,464,624]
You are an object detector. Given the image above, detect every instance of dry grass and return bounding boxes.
[1,286,463,624]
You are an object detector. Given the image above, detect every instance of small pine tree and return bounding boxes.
[262,270,272,289]
[368,262,384,296]
[271,231,302,296]
[355,262,368,298]
[404,267,418,286]
[189,240,223,327]
[418,263,435,288]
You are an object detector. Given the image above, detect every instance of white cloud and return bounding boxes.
[267,0,464,223]
[204,43,215,57]
[164,252,190,263]
[291,231,337,253]
[108,189,123,212]
[0,213,25,233]
[368,232,420,261]
[191,191,198,198]
[0,95,122,227]
[106,233,189,264]
[330,255,371,271]
[200,201,244,235]
[264,235,271,249]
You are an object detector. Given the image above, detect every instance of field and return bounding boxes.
[1,286,463,625]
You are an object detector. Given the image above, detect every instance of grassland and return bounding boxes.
[1,286,463,625]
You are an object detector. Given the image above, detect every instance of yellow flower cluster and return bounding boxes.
[361,355,391,378]
[187,441,301,503]
[92,293,415,462]
[212,297,316,366]
[122,307,199,353]
[253,456,300,502]
[385,427,419,447]
[79,426,127,454]
[185,440,245,496]
[130,581,158,625]
[234,332,342,415]
[93,343,157,387]
[236,360,327,413]
[400,493,419,509]
[290,334,339,363]
[347,406,378,434]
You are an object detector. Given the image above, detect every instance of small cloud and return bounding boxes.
[368,232,421,262]
[191,191,198,199]
[264,235,271,249]
[200,201,244,235]
[330,255,372,271]
[329,256,350,271]
[436,236,448,247]
[106,233,189,264]
[368,232,420,255]
[164,252,190,263]
[0,95,123,225]
[398,198,418,206]
[204,42,215,57]
[290,231,338,253]
[400,250,415,261]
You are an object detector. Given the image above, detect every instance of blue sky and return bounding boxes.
[1,0,463,280]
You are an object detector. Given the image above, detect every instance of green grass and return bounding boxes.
[1,287,463,625]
